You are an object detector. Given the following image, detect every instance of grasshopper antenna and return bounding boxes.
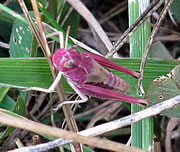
[59,31,64,49]
[65,26,71,50]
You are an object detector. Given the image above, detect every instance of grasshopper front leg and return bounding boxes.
[24,28,67,93]
[54,79,88,110]
[25,71,88,111]
[24,71,63,93]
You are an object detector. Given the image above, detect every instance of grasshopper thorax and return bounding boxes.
[52,48,82,72]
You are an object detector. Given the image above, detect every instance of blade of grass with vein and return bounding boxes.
[0,3,27,24]
[0,58,179,94]
[128,0,153,151]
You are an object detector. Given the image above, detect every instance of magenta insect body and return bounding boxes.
[52,48,148,106]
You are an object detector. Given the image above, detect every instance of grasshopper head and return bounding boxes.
[52,48,81,72]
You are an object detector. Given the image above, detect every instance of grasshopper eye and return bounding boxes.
[64,60,75,68]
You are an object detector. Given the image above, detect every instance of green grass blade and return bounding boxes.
[0,58,179,93]
[128,0,153,151]
[0,87,9,103]
[0,3,27,24]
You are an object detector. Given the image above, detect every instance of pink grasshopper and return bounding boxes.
[27,30,148,107]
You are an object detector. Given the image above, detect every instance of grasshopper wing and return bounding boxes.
[82,52,140,78]
[78,84,148,106]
